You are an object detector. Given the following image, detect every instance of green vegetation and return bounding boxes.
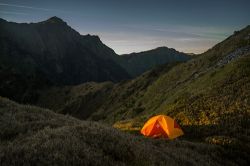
[1,97,235,166]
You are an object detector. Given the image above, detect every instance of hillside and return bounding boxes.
[121,47,191,76]
[36,26,250,164]
[0,96,234,166]
[36,62,178,120]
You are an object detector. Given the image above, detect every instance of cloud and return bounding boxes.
[120,24,231,40]
[0,11,28,15]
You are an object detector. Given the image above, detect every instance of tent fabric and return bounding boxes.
[140,115,184,139]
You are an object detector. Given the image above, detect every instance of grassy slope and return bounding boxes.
[0,96,234,166]
[111,27,250,163]
[36,26,250,164]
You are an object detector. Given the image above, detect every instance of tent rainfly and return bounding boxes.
[141,115,184,139]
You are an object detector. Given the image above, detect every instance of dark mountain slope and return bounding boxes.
[0,17,130,86]
[0,67,50,103]
[0,96,231,166]
[121,47,191,76]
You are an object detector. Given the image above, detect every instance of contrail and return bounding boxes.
[0,3,70,13]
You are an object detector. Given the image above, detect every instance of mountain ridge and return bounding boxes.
[121,46,190,76]
[0,16,130,85]
[0,16,191,103]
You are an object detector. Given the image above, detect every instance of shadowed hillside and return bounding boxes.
[0,97,235,166]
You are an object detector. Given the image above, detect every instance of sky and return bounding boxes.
[0,0,250,54]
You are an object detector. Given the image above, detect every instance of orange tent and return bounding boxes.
[141,115,184,139]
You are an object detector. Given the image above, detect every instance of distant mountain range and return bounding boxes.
[121,47,190,76]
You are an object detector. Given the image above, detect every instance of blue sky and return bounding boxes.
[0,0,250,54]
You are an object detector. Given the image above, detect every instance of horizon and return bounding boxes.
[0,0,249,54]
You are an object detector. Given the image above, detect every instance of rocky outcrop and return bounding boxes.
[216,46,250,67]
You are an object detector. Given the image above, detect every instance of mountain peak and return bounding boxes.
[155,46,169,49]
[154,46,171,51]
[44,16,66,25]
